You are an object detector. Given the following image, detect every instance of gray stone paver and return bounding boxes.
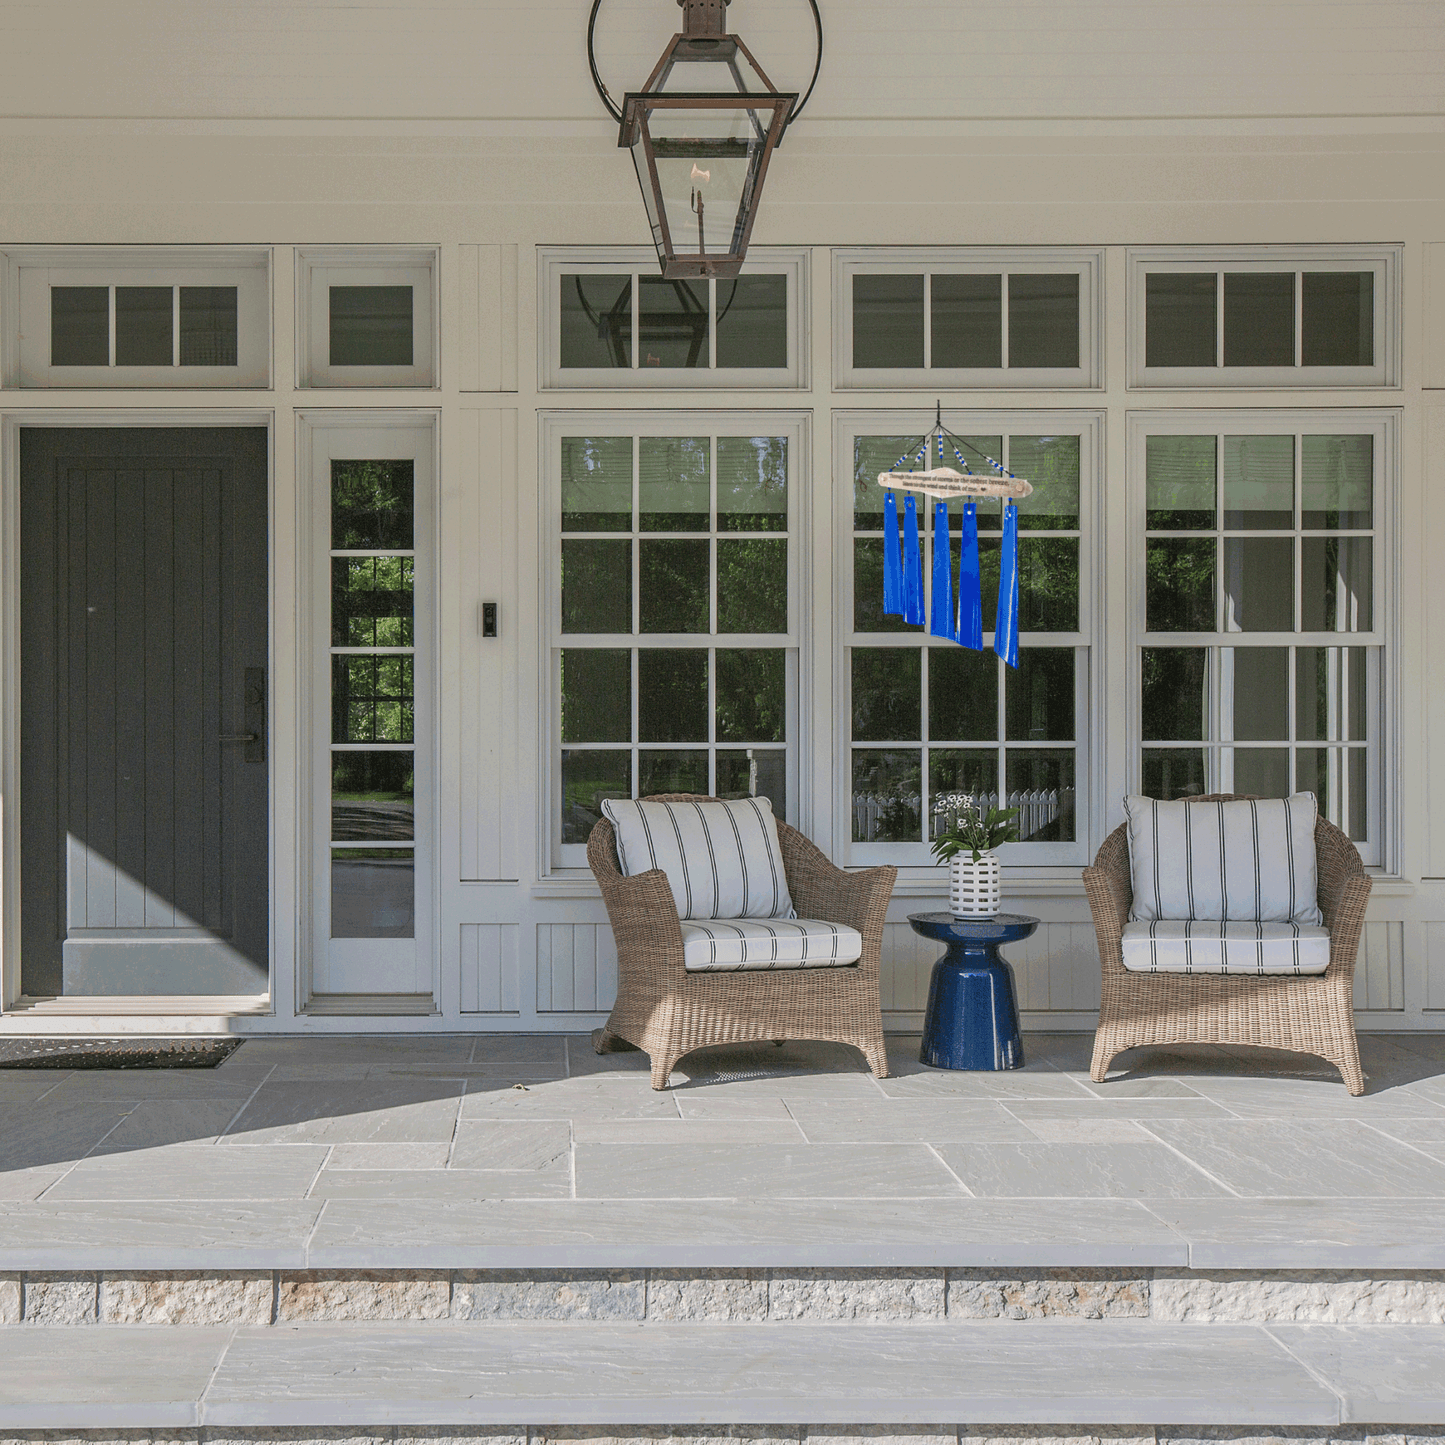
[0,1325,230,1426]
[47,1146,331,1201]
[303,1198,1188,1269]
[131,1321,1344,1426]
[1268,1324,1445,1423]
[574,1141,967,1199]
[1,1034,1445,1270]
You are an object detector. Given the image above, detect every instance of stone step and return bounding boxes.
[0,1319,1443,1430]
[4,1197,1445,1273]
[6,1266,1445,1328]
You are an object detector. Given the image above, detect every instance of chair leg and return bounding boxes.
[649,1053,678,1090]
[593,1026,639,1055]
[860,1038,889,1080]
[1334,1032,1366,1096]
[1090,1032,1117,1084]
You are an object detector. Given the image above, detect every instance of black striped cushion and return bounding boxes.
[680,918,863,971]
[1120,920,1331,975]
[1123,793,1321,925]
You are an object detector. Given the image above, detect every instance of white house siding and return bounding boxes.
[0,1,1442,1031]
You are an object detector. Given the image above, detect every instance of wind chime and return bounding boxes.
[878,406,1033,667]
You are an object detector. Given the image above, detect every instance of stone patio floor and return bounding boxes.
[3,1029,1445,1270]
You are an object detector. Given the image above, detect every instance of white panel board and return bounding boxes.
[1354,920,1406,1012]
[536,923,619,1013]
[459,923,519,1014]
[459,245,518,393]
[880,921,933,1011]
[1425,922,1445,1011]
[453,408,519,882]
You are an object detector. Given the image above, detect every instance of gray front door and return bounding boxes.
[20,427,269,997]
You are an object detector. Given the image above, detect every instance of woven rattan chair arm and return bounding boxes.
[1082,864,1130,977]
[777,823,896,972]
[596,865,688,985]
[586,817,687,986]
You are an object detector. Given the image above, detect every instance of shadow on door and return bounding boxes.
[19,427,269,997]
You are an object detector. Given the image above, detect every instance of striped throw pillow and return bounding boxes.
[601,797,796,921]
[1123,793,1321,926]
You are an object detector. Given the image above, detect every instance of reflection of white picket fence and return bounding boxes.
[851,788,1076,842]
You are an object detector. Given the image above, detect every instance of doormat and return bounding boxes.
[0,1037,243,1070]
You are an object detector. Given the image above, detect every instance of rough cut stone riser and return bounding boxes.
[3,1269,1445,1326]
[0,1427,1442,1445]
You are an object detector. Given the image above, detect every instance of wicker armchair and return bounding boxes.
[1083,793,1373,1094]
[588,794,896,1090]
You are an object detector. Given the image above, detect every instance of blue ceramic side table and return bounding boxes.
[909,911,1039,1071]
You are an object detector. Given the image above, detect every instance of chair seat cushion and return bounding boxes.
[602,796,795,921]
[1123,793,1322,926]
[681,918,864,972]
[1121,919,1332,975]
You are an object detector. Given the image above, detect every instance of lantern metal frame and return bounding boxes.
[587,0,823,279]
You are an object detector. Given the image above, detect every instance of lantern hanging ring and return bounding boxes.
[587,0,824,130]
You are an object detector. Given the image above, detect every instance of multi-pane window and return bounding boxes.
[549,417,803,863]
[1136,416,1388,862]
[297,248,437,387]
[845,413,1096,865]
[309,422,434,999]
[329,460,418,940]
[540,252,806,388]
[835,251,1101,389]
[9,250,270,387]
[1130,248,1398,387]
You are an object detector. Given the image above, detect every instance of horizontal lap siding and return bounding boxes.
[1,2,1436,121]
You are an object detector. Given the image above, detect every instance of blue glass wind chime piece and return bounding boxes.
[880,430,1024,667]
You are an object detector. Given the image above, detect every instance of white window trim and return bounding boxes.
[1127,245,1402,390]
[1124,407,1400,870]
[537,248,810,391]
[3,246,272,390]
[834,407,1105,873]
[296,247,439,389]
[832,248,1104,391]
[299,412,439,1008]
[539,410,812,875]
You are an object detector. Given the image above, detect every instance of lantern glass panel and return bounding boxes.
[639,104,763,260]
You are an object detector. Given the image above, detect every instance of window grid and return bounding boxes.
[847,423,1091,865]
[1128,247,1398,388]
[834,249,1102,390]
[1137,417,1386,860]
[553,425,800,860]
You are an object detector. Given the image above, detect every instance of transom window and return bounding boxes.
[7,248,270,388]
[539,250,807,389]
[842,411,1098,866]
[547,415,806,865]
[834,250,1102,389]
[1133,413,1391,864]
[1129,247,1399,388]
[297,247,437,388]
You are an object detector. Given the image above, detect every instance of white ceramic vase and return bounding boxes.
[950,850,1002,919]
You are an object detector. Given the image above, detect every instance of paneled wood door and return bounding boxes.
[20,427,269,997]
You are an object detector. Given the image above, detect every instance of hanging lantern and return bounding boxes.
[590,0,822,279]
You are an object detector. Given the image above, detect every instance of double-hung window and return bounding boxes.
[1132,411,1393,865]
[546,413,806,867]
[841,410,1099,867]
